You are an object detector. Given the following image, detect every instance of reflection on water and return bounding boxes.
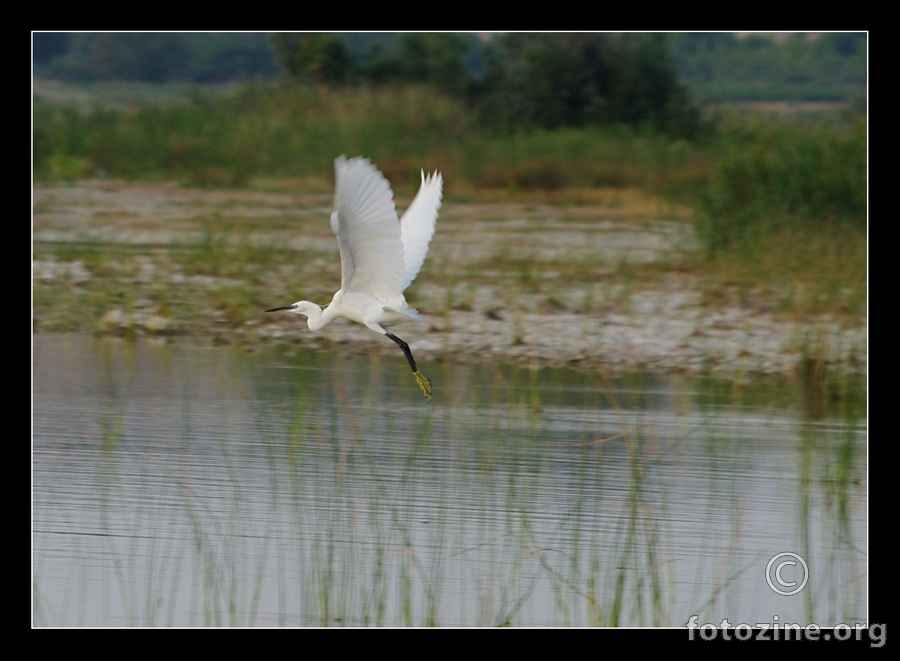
[33,334,866,627]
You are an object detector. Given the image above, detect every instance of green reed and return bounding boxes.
[33,337,867,626]
[33,81,708,194]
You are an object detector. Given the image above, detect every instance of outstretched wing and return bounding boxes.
[399,169,443,291]
[330,156,405,300]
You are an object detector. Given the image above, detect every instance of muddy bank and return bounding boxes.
[33,181,866,379]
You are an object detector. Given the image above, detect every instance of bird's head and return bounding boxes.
[265,301,322,325]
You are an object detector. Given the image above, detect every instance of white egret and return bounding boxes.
[266,155,442,400]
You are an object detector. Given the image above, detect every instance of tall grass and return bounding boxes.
[691,114,866,319]
[694,117,866,254]
[33,80,864,229]
[35,341,864,626]
[33,81,711,196]
[33,338,867,626]
[33,81,866,331]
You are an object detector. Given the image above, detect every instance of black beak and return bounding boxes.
[265,305,295,313]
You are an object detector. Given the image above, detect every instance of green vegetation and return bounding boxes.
[34,32,867,105]
[669,32,867,103]
[32,339,867,626]
[33,32,280,83]
[33,95,866,368]
[31,34,868,627]
[32,82,707,194]
[33,81,866,303]
[272,33,705,139]
[694,113,866,319]
[32,33,867,361]
[697,117,866,250]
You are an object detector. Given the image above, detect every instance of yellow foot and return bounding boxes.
[413,371,433,401]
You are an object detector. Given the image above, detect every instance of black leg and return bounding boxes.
[385,332,418,373]
[385,332,432,401]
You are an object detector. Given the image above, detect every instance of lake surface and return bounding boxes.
[32,334,867,627]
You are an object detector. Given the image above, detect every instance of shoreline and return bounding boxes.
[33,180,867,381]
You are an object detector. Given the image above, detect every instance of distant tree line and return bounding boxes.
[668,32,867,101]
[269,33,704,138]
[33,33,280,83]
[33,32,866,137]
[471,33,702,136]
[269,33,478,94]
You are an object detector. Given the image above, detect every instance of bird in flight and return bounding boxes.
[267,155,443,400]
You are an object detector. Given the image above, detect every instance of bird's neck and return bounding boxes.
[305,303,331,331]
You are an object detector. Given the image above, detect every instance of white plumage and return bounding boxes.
[267,155,443,400]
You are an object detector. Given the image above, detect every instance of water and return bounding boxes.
[32,334,867,627]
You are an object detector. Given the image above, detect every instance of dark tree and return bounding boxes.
[472,33,701,137]
[59,33,191,82]
[270,33,351,84]
[393,33,471,95]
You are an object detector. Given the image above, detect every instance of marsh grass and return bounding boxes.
[696,227,866,323]
[279,364,675,626]
[33,83,865,374]
[34,82,710,195]
[795,394,864,623]
[32,336,867,627]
